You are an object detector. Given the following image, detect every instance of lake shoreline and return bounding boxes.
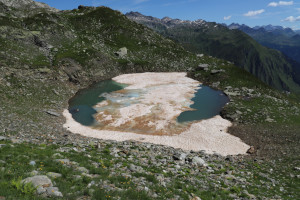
[63,72,250,156]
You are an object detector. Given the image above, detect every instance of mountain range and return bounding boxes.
[126,12,300,93]
[227,23,300,65]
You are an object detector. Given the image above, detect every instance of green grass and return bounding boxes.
[1,136,299,200]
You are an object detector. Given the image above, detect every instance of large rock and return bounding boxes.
[173,153,187,161]
[22,175,53,188]
[76,167,89,174]
[0,136,7,141]
[46,172,62,179]
[196,64,209,71]
[22,175,63,197]
[192,157,207,167]
[115,47,128,57]
[46,110,60,117]
[129,164,144,173]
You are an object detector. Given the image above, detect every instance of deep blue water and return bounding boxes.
[177,85,229,123]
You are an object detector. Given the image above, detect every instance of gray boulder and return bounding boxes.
[192,157,207,167]
[46,187,63,197]
[129,164,144,173]
[115,47,128,57]
[46,110,60,117]
[47,172,62,179]
[76,167,89,174]
[0,136,7,141]
[196,64,209,71]
[22,175,53,188]
[173,153,187,161]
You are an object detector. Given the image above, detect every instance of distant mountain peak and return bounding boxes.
[125,12,210,28]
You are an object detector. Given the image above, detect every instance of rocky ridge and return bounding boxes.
[0,0,58,12]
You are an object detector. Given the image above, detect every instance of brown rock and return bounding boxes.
[247,146,255,154]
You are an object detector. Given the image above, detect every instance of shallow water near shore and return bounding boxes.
[69,79,229,127]
[68,80,127,126]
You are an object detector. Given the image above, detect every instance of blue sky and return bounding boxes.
[38,0,300,29]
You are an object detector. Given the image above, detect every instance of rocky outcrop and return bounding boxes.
[22,175,63,197]
[0,0,58,12]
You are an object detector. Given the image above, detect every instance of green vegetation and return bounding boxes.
[0,140,299,199]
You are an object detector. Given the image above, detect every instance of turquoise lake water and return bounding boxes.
[68,80,127,126]
[68,80,229,126]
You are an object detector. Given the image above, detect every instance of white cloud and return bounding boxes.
[244,9,265,17]
[282,16,300,22]
[268,1,294,7]
[224,16,232,20]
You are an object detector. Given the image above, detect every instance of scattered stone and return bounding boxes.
[247,146,255,154]
[52,153,64,158]
[0,144,6,148]
[29,170,39,176]
[265,117,275,122]
[212,82,220,88]
[46,187,63,197]
[196,64,209,70]
[236,110,243,115]
[77,167,89,174]
[115,47,128,57]
[129,164,144,173]
[38,68,51,74]
[224,91,240,97]
[190,196,202,200]
[22,175,53,188]
[210,69,222,74]
[0,136,7,141]
[11,139,22,144]
[242,190,256,199]
[294,167,300,171]
[46,110,60,117]
[173,153,187,161]
[47,172,62,178]
[192,157,206,167]
[29,161,36,166]
[52,89,59,95]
